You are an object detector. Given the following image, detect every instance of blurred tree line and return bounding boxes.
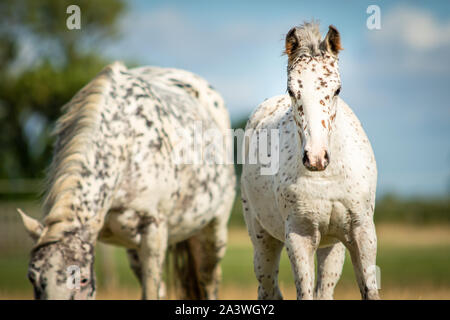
[0,0,126,180]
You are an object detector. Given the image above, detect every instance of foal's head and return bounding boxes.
[285,22,343,171]
[18,209,96,299]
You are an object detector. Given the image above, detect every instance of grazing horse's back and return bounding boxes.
[96,63,236,244]
[19,62,236,299]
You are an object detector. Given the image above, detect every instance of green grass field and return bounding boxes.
[1,224,449,299]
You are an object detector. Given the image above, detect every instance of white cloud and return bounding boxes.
[371,5,450,51]
[365,5,450,75]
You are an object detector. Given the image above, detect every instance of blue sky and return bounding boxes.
[105,0,450,197]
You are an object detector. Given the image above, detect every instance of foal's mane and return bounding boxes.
[41,62,125,237]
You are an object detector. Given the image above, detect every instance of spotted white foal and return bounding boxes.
[241,22,379,300]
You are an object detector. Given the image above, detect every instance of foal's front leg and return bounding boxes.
[245,215,284,300]
[345,217,380,300]
[139,216,168,300]
[285,216,320,300]
[315,242,346,300]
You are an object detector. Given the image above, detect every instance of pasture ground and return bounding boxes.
[1,223,449,300]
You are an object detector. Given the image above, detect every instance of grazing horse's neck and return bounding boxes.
[41,174,117,245]
[39,63,128,246]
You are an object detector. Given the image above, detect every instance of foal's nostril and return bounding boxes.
[302,151,309,166]
[324,151,330,164]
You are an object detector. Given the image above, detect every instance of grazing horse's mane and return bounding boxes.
[42,62,125,234]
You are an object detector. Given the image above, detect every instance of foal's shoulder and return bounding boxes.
[337,98,368,136]
[246,95,291,130]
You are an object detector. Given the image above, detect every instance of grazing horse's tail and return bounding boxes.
[170,239,205,299]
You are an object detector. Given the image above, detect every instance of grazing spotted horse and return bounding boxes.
[18,62,236,299]
[241,22,379,299]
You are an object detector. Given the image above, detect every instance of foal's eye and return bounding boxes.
[334,86,341,96]
[287,88,295,97]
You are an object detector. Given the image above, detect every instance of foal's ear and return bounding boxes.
[285,27,299,62]
[321,25,343,56]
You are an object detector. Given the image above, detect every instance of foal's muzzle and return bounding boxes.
[302,150,330,171]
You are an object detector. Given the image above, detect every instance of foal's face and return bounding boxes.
[285,25,342,171]
[288,54,341,171]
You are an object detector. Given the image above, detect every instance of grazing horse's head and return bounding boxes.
[285,22,343,171]
[18,209,96,300]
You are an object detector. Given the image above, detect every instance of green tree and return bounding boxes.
[0,0,126,182]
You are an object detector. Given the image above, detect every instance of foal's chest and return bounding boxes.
[277,168,352,231]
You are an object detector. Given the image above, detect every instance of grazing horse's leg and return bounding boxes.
[187,214,229,300]
[314,242,346,300]
[126,249,142,282]
[127,248,166,299]
[139,217,168,300]
[285,216,320,300]
[345,217,379,300]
